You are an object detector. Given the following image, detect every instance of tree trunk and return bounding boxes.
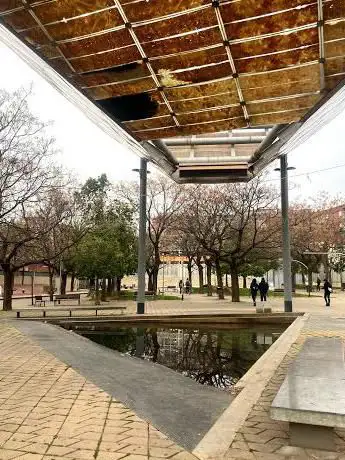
[197,263,204,294]
[116,276,122,293]
[225,273,229,288]
[152,267,159,294]
[2,266,14,311]
[48,266,55,302]
[231,268,240,302]
[70,273,75,292]
[291,271,296,291]
[101,278,107,301]
[61,271,67,295]
[242,275,247,289]
[95,278,101,305]
[187,260,192,286]
[301,271,306,285]
[107,277,112,296]
[21,267,25,286]
[308,269,313,292]
[206,261,212,296]
[215,259,224,300]
[147,271,154,292]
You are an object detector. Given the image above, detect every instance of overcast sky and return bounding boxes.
[1,41,344,200]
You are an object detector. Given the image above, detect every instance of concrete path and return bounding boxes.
[13,321,231,452]
[0,322,199,460]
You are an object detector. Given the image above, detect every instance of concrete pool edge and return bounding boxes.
[192,313,309,460]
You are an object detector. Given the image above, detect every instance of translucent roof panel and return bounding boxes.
[1,0,344,143]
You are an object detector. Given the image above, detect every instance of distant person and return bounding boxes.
[323,278,332,306]
[185,279,191,294]
[250,278,259,306]
[258,277,269,302]
[178,279,183,294]
[316,277,321,291]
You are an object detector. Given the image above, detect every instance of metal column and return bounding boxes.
[137,158,147,314]
[280,155,293,312]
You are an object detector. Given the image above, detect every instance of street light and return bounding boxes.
[132,160,150,314]
[274,157,295,312]
[292,259,310,297]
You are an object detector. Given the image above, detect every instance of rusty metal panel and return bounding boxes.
[325,39,345,59]
[240,64,320,100]
[151,46,227,73]
[125,115,173,131]
[247,94,320,115]
[251,108,310,125]
[170,91,239,113]
[324,0,345,21]
[324,21,345,42]
[85,78,155,99]
[325,74,345,90]
[134,8,217,43]
[59,29,132,59]
[0,1,22,13]
[142,28,222,58]
[46,9,123,41]
[235,46,319,73]
[74,64,150,87]
[4,10,37,30]
[231,29,319,60]
[136,117,247,139]
[220,0,313,22]
[120,0,210,22]
[70,46,141,73]
[32,0,115,24]
[19,27,51,46]
[223,4,317,40]
[325,56,345,76]
[165,79,236,100]
[159,63,231,88]
[177,106,243,125]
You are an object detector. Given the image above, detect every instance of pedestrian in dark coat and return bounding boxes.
[323,279,332,306]
[250,278,259,306]
[258,278,269,302]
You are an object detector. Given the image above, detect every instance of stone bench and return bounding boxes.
[270,337,345,450]
[15,305,126,318]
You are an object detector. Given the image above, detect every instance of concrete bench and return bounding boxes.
[15,306,126,318]
[271,337,345,450]
[133,290,155,299]
[54,293,81,305]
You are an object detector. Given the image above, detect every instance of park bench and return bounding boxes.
[158,286,177,294]
[270,337,345,450]
[133,290,155,299]
[34,295,46,307]
[54,293,81,305]
[15,305,127,318]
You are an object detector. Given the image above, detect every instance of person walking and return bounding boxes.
[258,277,269,302]
[316,277,321,292]
[185,279,191,294]
[250,278,259,306]
[323,278,332,306]
[178,279,183,294]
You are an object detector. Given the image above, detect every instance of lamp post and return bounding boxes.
[275,157,295,312]
[292,259,310,297]
[133,159,149,314]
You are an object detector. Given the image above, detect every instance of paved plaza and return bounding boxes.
[2,293,345,459]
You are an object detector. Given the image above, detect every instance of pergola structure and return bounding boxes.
[1,0,345,311]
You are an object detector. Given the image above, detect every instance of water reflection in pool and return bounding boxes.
[81,326,284,390]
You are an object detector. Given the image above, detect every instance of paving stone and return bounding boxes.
[225,449,256,459]
[305,449,339,459]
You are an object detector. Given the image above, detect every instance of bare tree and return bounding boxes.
[181,180,281,302]
[0,87,75,310]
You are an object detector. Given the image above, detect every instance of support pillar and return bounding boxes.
[280,155,293,312]
[137,158,147,314]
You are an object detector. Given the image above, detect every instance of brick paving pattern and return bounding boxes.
[225,316,345,459]
[0,323,198,460]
